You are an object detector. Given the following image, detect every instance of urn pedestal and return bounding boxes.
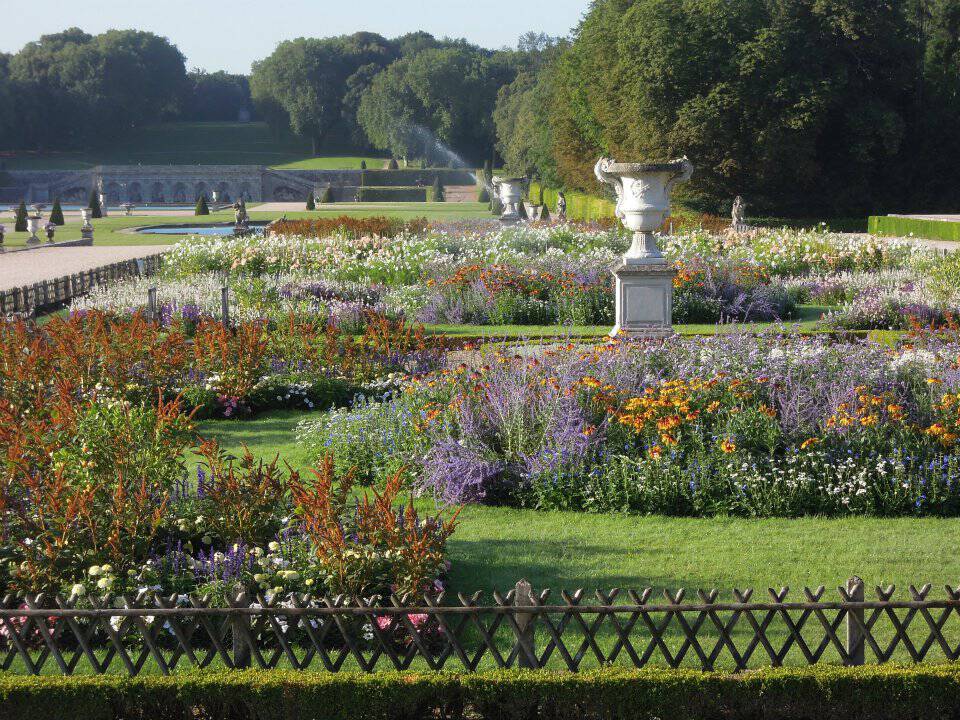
[595,157,694,338]
[80,208,94,243]
[610,261,676,338]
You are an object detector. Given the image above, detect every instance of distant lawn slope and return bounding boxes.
[1,122,388,169]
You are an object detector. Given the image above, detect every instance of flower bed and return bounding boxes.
[298,332,960,517]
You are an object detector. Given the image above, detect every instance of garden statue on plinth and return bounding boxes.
[731,195,748,232]
[557,192,567,222]
[491,176,528,224]
[595,156,693,338]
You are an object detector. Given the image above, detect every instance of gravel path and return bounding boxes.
[0,245,168,290]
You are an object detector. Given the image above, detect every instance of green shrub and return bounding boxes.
[88,190,102,219]
[478,186,490,203]
[320,186,334,203]
[388,157,400,170]
[431,177,445,202]
[14,200,27,231]
[360,160,367,170]
[195,194,210,216]
[358,187,428,202]
[49,197,64,226]
[530,182,614,221]
[3,666,960,720]
[306,191,316,210]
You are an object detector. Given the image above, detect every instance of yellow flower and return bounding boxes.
[800,437,820,451]
[719,438,736,454]
[580,376,601,389]
[648,445,663,460]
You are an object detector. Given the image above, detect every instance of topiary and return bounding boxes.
[478,187,490,203]
[516,199,528,220]
[306,191,316,211]
[360,160,367,170]
[88,190,102,219]
[483,159,493,182]
[14,200,27,231]
[195,194,210,216]
[431,177,445,202]
[49,197,65,226]
[320,186,334,203]
[388,158,399,170]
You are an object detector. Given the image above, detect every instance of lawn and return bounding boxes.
[0,202,493,247]
[194,410,960,595]
[1,122,388,170]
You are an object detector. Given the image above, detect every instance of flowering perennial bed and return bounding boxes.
[299,331,960,517]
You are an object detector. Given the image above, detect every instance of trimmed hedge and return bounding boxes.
[869,215,960,241]
[362,169,476,187]
[3,665,960,720]
[530,181,615,221]
[357,186,428,202]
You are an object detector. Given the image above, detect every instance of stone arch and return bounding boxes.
[216,182,232,202]
[151,182,165,203]
[127,182,143,203]
[62,186,87,202]
[238,182,252,201]
[273,185,300,201]
[104,182,122,203]
[172,183,187,203]
[195,182,208,201]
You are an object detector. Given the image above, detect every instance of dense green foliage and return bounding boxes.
[88,190,102,219]
[512,0,960,216]
[0,28,187,151]
[183,70,251,122]
[195,194,209,215]
[13,200,26,231]
[3,666,960,720]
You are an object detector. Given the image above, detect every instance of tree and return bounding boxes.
[49,197,64,225]
[320,186,334,203]
[195,194,209,216]
[431,176,445,202]
[478,186,490,203]
[545,0,944,216]
[250,33,397,155]
[14,201,26,231]
[88,190,102,219]
[184,70,251,121]
[306,191,316,210]
[493,70,559,184]
[360,160,367,169]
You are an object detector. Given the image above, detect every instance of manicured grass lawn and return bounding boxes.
[272,156,389,170]
[194,410,960,594]
[0,203,493,247]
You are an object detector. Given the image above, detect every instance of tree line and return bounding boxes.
[500,0,960,215]
[3,5,960,215]
[0,28,253,151]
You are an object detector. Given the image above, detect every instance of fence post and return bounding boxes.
[845,575,865,666]
[514,579,538,669]
[232,590,251,669]
[221,286,230,330]
[147,287,157,322]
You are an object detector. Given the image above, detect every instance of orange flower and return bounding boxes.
[648,445,663,460]
[580,376,601,389]
[719,438,736,454]
[800,437,820,451]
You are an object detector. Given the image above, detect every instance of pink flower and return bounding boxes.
[375,616,392,631]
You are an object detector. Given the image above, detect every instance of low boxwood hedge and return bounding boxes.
[2,665,959,720]
[869,215,960,241]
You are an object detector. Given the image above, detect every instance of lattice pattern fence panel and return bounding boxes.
[2,578,960,676]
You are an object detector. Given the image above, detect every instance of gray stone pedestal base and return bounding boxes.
[610,261,676,338]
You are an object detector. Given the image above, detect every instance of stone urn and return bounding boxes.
[80,208,94,243]
[594,157,694,337]
[491,176,527,224]
[25,215,42,246]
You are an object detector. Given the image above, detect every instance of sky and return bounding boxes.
[0,0,589,74]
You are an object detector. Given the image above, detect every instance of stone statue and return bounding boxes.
[233,199,248,226]
[557,192,567,222]
[731,196,746,230]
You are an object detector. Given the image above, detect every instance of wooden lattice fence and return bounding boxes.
[3,578,960,676]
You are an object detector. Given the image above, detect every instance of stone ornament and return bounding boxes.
[491,176,528,224]
[594,157,693,264]
[595,156,694,338]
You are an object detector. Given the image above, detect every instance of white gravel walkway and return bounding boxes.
[0,245,168,291]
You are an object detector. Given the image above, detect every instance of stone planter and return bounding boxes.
[491,176,527,224]
[594,157,693,337]
[80,208,94,242]
[25,216,42,246]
